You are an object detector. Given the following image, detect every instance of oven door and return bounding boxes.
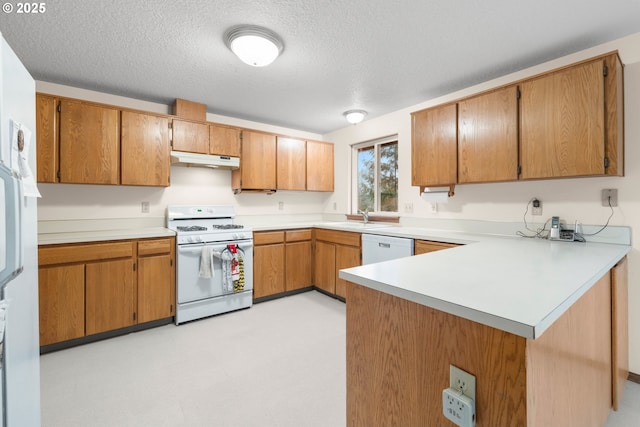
[176,240,253,304]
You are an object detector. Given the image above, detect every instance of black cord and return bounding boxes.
[577,196,615,237]
[517,198,551,239]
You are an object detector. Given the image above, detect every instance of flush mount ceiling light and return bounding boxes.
[343,110,368,124]
[224,25,284,67]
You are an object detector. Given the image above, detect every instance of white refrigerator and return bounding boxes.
[0,33,41,426]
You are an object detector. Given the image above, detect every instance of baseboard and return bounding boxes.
[40,317,174,354]
[629,372,640,384]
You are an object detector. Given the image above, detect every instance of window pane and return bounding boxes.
[357,146,375,211]
[379,142,398,212]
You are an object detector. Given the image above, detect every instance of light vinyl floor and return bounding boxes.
[40,291,639,427]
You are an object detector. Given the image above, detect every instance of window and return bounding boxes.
[352,135,398,213]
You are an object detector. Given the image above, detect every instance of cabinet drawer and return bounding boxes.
[39,241,135,266]
[254,231,285,245]
[138,238,173,256]
[286,229,312,242]
[314,229,361,247]
[414,240,460,255]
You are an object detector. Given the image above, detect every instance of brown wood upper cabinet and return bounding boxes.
[36,93,58,183]
[458,86,518,183]
[232,130,277,192]
[59,99,120,185]
[306,140,334,192]
[209,123,240,157]
[36,94,172,187]
[411,103,457,187]
[121,111,170,186]
[171,118,209,154]
[277,137,307,191]
[520,55,623,179]
[411,52,624,187]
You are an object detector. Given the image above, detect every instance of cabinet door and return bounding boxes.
[286,240,312,291]
[458,86,518,183]
[520,60,605,179]
[335,245,361,299]
[253,244,286,299]
[236,131,277,190]
[138,254,174,323]
[85,259,135,335]
[611,257,628,410]
[121,111,170,186]
[411,103,457,186]
[306,140,334,192]
[172,119,209,154]
[36,93,58,183]
[38,264,85,346]
[59,99,120,184]
[414,240,459,255]
[277,137,306,191]
[209,123,240,157]
[314,241,336,294]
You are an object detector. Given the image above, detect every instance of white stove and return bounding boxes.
[167,205,253,324]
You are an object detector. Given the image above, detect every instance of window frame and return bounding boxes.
[350,134,399,215]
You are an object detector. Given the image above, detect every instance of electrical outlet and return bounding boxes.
[141,201,149,213]
[450,365,476,400]
[532,198,542,216]
[278,201,284,210]
[333,202,337,211]
[602,189,618,207]
[405,202,414,214]
[443,388,476,427]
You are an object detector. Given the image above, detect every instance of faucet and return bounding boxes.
[358,208,369,224]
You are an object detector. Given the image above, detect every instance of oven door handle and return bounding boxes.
[178,242,253,254]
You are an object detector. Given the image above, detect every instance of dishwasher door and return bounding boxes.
[361,234,414,265]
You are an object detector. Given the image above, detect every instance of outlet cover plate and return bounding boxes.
[532,199,542,216]
[602,189,618,207]
[450,365,476,401]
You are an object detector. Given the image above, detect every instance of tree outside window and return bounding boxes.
[354,138,398,213]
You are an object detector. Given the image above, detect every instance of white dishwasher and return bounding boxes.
[362,234,414,265]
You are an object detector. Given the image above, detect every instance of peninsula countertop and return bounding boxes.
[339,235,629,339]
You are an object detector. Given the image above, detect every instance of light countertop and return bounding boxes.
[38,218,630,341]
[38,227,175,245]
[339,235,629,340]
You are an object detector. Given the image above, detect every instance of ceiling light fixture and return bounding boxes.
[343,110,368,124]
[224,25,284,67]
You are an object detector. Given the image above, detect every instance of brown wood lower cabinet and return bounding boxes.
[347,269,617,427]
[253,229,313,300]
[38,237,175,347]
[137,238,175,323]
[314,229,361,298]
[38,264,85,346]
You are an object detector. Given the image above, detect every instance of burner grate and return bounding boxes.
[176,225,208,232]
[212,224,244,230]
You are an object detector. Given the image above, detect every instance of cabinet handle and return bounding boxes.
[379,243,391,248]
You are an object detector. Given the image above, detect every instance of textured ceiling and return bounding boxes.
[1,0,640,134]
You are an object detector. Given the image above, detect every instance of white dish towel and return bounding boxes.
[199,245,214,278]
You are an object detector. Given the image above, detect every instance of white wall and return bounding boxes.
[35,82,332,220]
[324,32,640,374]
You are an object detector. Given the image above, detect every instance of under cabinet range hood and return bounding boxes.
[170,151,240,169]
